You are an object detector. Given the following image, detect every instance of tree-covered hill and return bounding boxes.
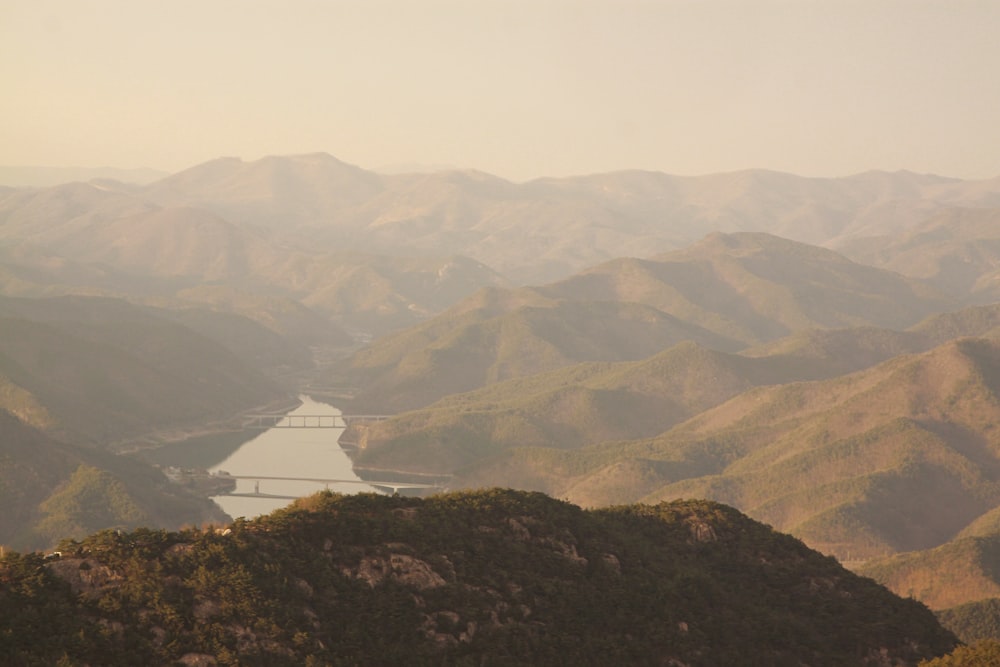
[336,232,954,413]
[633,337,1000,559]
[837,207,1000,305]
[339,290,740,414]
[0,410,228,552]
[857,535,1000,611]
[936,600,1000,644]
[151,305,314,375]
[919,639,1000,666]
[0,489,957,665]
[345,304,1000,499]
[384,336,1000,563]
[0,295,291,445]
[545,231,950,341]
[346,339,840,474]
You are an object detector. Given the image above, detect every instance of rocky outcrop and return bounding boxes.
[342,552,447,590]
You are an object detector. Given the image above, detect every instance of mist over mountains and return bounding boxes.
[0,165,168,188]
[5,152,1000,659]
[3,153,1000,340]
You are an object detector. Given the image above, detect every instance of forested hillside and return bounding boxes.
[0,295,300,551]
[336,232,954,413]
[0,295,291,445]
[345,328,1000,568]
[0,411,227,552]
[0,490,957,665]
[4,155,1000,658]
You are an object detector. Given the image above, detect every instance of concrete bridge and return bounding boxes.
[217,474,446,496]
[243,414,391,429]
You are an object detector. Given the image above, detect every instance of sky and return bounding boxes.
[2,0,999,181]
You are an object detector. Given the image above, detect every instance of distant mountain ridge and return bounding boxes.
[859,534,1000,610]
[837,207,1000,304]
[0,165,168,187]
[0,410,227,551]
[338,232,953,413]
[3,153,1000,338]
[0,170,510,337]
[0,294,303,551]
[4,153,1000,644]
[342,304,1000,566]
[0,294,292,445]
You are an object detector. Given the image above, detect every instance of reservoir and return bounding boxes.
[208,395,381,518]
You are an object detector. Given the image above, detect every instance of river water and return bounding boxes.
[208,395,381,518]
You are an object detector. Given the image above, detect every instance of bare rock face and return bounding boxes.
[387,554,448,589]
[342,552,447,590]
[503,516,588,566]
[294,577,314,598]
[422,611,478,646]
[193,597,222,621]
[602,553,622,574]
[167,542,195,557]
[688,521,718,543]
[506,517,532,540]
[543,537,588,567]
[45,558,124,598]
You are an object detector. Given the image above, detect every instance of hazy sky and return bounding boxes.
[3,0,999,180]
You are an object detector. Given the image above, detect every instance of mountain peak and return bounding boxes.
[0,489,959,665]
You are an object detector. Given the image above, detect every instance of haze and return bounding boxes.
[3,0,999,180]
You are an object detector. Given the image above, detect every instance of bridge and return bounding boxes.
[243,414,392,429]
[217,474,447,497]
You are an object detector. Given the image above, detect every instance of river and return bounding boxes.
[208,395,381,518]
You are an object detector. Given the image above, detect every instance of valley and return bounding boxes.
[4,155,1000,661]
[8,2,1000,660]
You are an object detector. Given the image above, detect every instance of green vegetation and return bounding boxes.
[0,375,53,431]
[0,490,957,665]
[846,207,1000,305]
[348,332,915,476]
[345,332,1000,571]
[25,465,149,548]
[341,297,739,413]
[920,640,1000,666]
[157,306,314,373]
[0,295,288,445]
[938,599,1000,643]
[136,430,254,470]
[338,232,952,414]
[0,410,228,552]
[858,536,1000,611]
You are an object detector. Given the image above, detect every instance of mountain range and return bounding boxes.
[0,293,309,551]
[337,231,954,412]
[0,165,168,187]
[345,305,1000,567]
[5,153,1000,643]
[3,153,1000,339]
[0,409,228,552]
[0,295,296,446]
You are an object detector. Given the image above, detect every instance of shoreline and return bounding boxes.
[113,394,304,456]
